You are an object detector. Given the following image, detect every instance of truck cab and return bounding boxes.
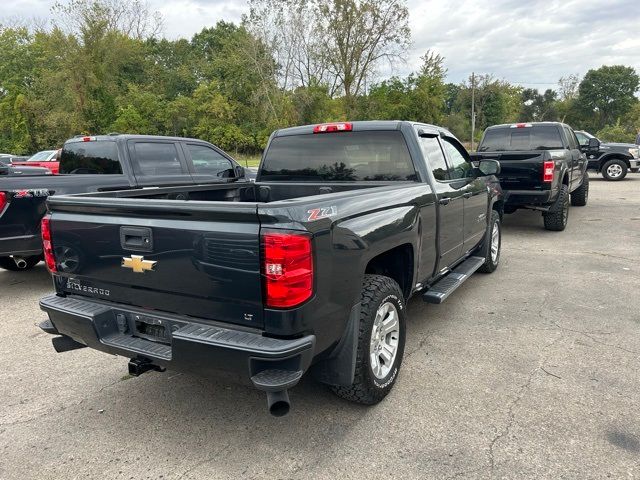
[574,130,640,181]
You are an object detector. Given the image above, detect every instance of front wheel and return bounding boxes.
[478,210,501,273]
[331,274,406,405]
[601,159,627,181]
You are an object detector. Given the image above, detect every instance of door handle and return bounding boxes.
[120,226,153,252]
[438,197,451,206]
[463,192,473,199]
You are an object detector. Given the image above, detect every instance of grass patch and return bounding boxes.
[233,153,262,168]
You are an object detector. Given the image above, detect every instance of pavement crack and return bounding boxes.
[552,322,638,356]
[487,333,563,473]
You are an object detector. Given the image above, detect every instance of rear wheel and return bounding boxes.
[331,274,406,405]
[601,159,627,181]
[0,255,42,271]
[543,185,570,231]
[571,173,589,206]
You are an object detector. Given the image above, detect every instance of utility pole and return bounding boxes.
[471,72,476,151]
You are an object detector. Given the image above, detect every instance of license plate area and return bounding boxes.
[128,313,171,344]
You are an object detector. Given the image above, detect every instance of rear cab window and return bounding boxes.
[479,125,564,152]
[60,141,122,174]
[260,131,417,181]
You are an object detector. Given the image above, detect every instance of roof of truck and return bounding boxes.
[273,120,454,138]
[63,134,211,144]
[486,121,571,130]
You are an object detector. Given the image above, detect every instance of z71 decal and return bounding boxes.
[12,189,50,199]
[307,206,338,221]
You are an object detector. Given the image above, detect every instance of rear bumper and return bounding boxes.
[0,234,42,256]
[39,294,315,391]
[503,189,553,207]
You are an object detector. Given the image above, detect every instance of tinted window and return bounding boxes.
[261,131,417,181]
[419,137,449,181]
[479,126,564,151]
[133,142,183,177]
[442,138,472,179]
[187,144,234,177]
[60,142,122,174]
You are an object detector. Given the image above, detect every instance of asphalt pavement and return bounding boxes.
[1,173,638,479]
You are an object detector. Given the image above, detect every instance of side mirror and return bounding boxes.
[0,165,8,175]
[588,137,600,149]
[478,159,501,176]
[234,165,245,178]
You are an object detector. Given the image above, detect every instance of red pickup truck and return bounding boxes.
[12,149,60,174]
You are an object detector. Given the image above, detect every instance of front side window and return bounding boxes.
[575,132,589,146]
[133,142,183,177]
[187,144,234,177]
[260,131,417,182]
[419,137,449,181]
[442,138,472,179]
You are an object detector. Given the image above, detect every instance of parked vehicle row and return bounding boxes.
[0,119,605,416]
[0,135,248,270]
[11,149,61,174]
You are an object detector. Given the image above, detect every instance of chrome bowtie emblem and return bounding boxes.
[122,255,157,273]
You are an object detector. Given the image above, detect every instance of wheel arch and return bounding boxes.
[364,243,414,300]
[599,154,631,170]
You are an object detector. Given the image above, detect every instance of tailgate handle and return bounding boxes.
[120,226,153,252]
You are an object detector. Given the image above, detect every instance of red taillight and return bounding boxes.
[261,232,313,308]
[0,192,7,213]
[313,122,353,134]
[82,136,95,142]
[41,215,57,272]
[543,160,555,183]
[511,123,532,128]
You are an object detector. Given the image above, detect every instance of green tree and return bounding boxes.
[577,65,639,130]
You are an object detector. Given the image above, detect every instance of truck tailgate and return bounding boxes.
[474,152,546,190]
[49,199,264,328]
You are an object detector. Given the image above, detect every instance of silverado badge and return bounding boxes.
[122,255,157,273]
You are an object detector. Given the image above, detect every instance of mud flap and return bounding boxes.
[311,303,360,387]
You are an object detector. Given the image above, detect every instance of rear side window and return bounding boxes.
[60,142,122,174]
[261,131,417,181]
[132,142,183,176]
[479,126,564,152]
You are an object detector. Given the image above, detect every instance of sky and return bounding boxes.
[3,0,640,91]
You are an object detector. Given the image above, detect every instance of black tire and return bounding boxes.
[331,275,406,405]
[477,210,501,273]
[601,159,628,181]
[0,255,42,271]
[543,185,570,231]
[571,173,589,206]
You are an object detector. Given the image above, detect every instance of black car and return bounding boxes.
[38,121,503,415]
[574,130,639,181]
